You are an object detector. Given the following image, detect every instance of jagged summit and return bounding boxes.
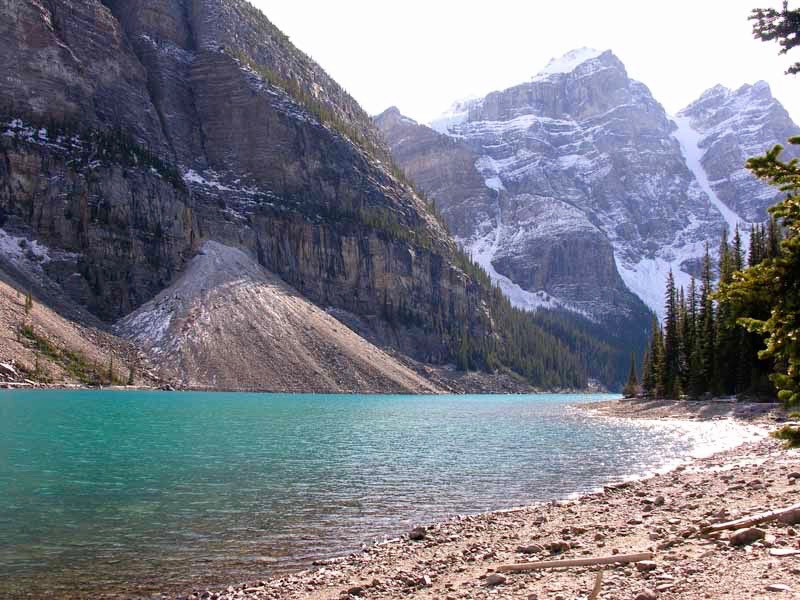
[532,47,610,80]
[377,57,799,330]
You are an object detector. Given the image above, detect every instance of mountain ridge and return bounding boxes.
[376,48,800,322]
[0,1,620,391]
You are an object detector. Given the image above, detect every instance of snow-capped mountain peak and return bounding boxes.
[532,47,608,81]
[429,95,482,134]
[377,51,799,326]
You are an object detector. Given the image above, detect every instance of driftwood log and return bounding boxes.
[588,570,604,600]
[496,552,654,573]
[701,502,800,534]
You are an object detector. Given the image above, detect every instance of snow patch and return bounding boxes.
[672,115,751,238]
[429,96,480,135]
[464,230,561,313]
[615,255,694,320]
[532,48,605,81]
[0,229,53,265]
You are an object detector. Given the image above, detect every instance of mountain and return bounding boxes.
[675,81,800,223]
[0,0,609,391]
[376,49,800,323]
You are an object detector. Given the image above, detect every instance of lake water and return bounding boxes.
[0,390,759,598]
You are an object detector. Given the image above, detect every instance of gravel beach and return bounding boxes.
[166,399,800,600]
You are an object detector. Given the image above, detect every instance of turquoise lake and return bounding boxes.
[0,390,760,598]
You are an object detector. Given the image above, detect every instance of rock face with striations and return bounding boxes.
[2,0,589,389]
[676,81,800,222]
[377,49,799,321]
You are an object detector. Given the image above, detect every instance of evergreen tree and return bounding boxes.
[677,287,692,395]
[698,244,716,395]
[750,1,800,75]
[641,348,654,396]
[767,216,783,258]
[623,353,639,398]
[662,271,679,397]
[733,225,745,272]
[642,314,661,396]
[720,138,800,405]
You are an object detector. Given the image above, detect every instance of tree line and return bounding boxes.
[631,139,799,404]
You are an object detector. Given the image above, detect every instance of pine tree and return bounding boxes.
[641,348,654,396]
[662,271,679,397]
[698,244,716,395]
[767,216,783,258]
[720,138,800,405]
[623,353,639,398]
[642,314,662,396]
[750,2,800,75]
[733,225,744,273]
[677,287,691,395]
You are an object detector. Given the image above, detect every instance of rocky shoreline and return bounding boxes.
[159,399,799,600]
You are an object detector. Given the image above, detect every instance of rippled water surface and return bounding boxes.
[0,390,759,598]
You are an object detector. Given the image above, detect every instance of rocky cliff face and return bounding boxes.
[0,0,597,389]
[676,81,800,223]
[377,49,799,321]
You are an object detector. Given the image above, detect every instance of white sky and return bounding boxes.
[253,0,799,124]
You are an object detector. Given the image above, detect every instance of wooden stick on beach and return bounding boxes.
[701,502,800,534]
[496,552,654,573]
[588,570,604,600]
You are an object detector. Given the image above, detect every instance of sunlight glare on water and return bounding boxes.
[0,390,762,598]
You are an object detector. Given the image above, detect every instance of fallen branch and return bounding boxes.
[496,552,653,573]
[588,570,603,600]
[701,502,800,534]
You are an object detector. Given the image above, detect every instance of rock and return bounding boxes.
[517,544,545,554]
[635,589,659,600]
[730,527,766,546]
[636,560,658,572]
[0,362,18,379]
[546,541,571,553]
[485,573,507,586]
[778,508,800,526]
[408,527,427,541]
[654,496,665,506]
[345,586,364,596]
[766,584,794,592]
[770,548,800,557]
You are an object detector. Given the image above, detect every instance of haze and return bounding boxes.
[256,0,799,124]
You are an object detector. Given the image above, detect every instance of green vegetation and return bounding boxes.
[225,47,394,168]
[623,354,639,398]
[19,324,124,386]
[772,425,800,447]
[0,109,185,191]
[640,227,780,400]
[718,139,800,405]
[750,1,800,74]
[639,137,799,403]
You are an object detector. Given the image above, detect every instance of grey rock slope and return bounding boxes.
[0,0,599,390]
[377,49,799,321]
[676,81,800,222]
[117,241,442,393]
